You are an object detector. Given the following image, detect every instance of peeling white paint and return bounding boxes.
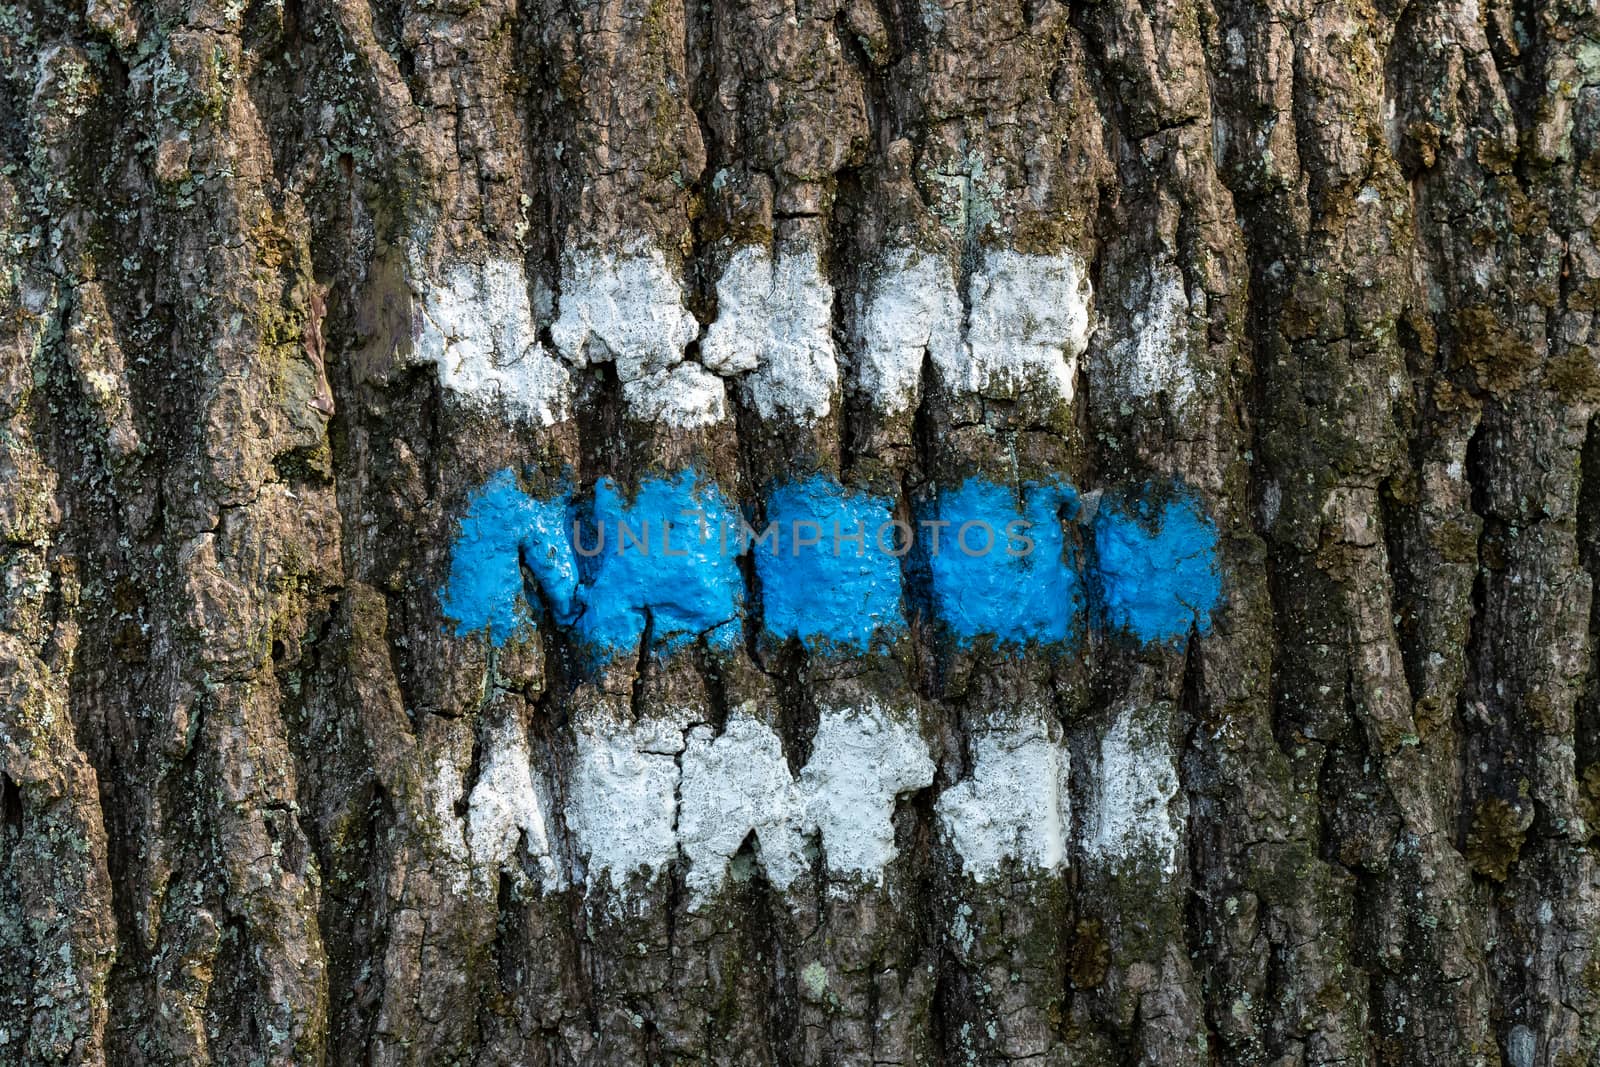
[1101,262,1199,410]
[550,245,727,428]
[958,248,1093,404]
[466,713,564,891]
[800,702,935,887]
[678,710,807,899]
[427,753,470,866]
[424,752,475,896]
[1085,705,1182,876]
[701,245,839,423]
[848,248,962,416]
[542,701,1183,901]
[413,258,573,425]
[624,361,728,429]
[937,723,1071,880]
[550,245,697,382]
[564,714,685,891]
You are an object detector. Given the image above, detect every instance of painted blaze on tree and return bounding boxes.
[437,467,1222,902]
[442,468,1222,657]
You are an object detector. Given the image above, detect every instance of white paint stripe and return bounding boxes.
[679,711,807,898]
[550,245,727,428]
[413,243,1098,430]
[701,244,839,423]
[565,715,684,892]
[466,713,564,892]
[678,703,934,904]
[1084,704,1182,876]
[961,248,1093,404]
[847,247,1094,413]
[412,258,573,425]
[799,702,935,889]
[468,703,1182,902]
[848,247,962,417]
[937,722,1071,880]
[571,703,933,903]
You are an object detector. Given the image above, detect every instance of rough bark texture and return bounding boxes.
[3,0,1600,1063]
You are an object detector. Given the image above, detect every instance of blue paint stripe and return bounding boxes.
[440,469,1223,658]
[755,476,905,652]
[918,479,1083,649]
[439,469,578,645]
[573,471,745,656]
[1092,489,1222,644]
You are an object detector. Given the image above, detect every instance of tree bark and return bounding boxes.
[2,0,1599,1063]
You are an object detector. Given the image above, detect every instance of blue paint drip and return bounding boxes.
[919,479,1083,648]
[439,469,580,646]
[573,471,745,656]
[1093,491,1222,643]
[755,476,905,651]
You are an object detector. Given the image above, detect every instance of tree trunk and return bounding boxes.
[3,0,1599,1062]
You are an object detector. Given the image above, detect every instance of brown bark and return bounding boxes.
[2,0,1598,1062]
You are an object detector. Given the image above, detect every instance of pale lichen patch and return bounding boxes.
[1098,261,1200,412]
